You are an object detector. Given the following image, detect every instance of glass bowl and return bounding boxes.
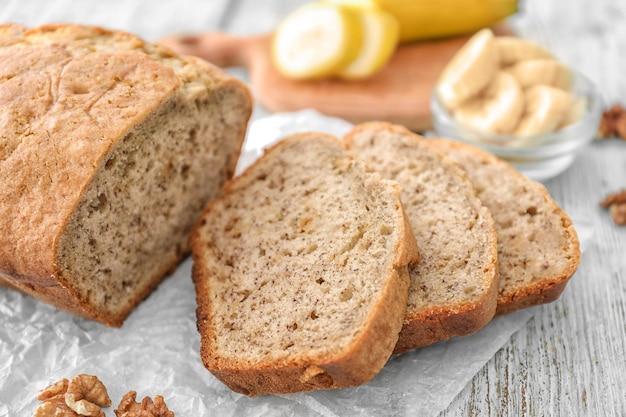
[430,70,603,182]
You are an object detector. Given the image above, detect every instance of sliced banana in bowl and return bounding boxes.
[495,36,555,66]
[453,71,524,134]
[435,28,499,110]
[430,30,603,181]
[506,58,574,90]
[514,85,575,136]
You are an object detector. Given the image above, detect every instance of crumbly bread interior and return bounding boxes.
[428,138,580,314]
[192,133,418,395]
[57,85,247,323]
[0,24,251,325]
[344,122,498,351]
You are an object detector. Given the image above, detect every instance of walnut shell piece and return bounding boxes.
[34,375,111,417]
[37,378,70,401]
[598,104,626,139]
[600,189,626,225]
[64,374,112,417]
[114,391,174,417]
[34,378,76,417]
[33,398,78,417]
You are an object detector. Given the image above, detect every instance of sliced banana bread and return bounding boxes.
[190,132,419,396]
[0,24,252,326]
[428,138,580,314]
[344,122,499,353]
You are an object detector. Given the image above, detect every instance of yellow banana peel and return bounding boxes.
[372,0,519,43]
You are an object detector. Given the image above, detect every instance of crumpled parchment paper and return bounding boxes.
[0,110,591,417]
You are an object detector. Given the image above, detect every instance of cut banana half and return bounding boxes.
[515,85,574,136]
[506,58,573,90]
[495,36,555,66]
[436,28,499,110]
[337,7,399,79]
[271,3,363,80]
[454,71,524,134]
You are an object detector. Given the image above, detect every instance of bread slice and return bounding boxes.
[344,122,499,353]
[0,24,252,326]
[428,138,580,314]
[190,132,419,396]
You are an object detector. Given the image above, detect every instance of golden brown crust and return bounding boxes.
[427,138,581,315]
[0,272,95,320]
[0,25,179,284]
[0,24,252,325]
[344,122,499,353]
[0,23,26,42]
[191,133,417,396]
[394,276,498,353]
[193,263,412,395]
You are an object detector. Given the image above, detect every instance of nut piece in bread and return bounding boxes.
[191,133,419,396]
[0,24,252,326]
[344,122,499,353]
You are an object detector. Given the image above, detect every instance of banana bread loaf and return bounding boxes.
[190,132,419,395]
[344,122,499,353]
[428,138,580,314]
[0,24,252,326]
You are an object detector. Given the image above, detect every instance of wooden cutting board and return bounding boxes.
[159,28,509,132]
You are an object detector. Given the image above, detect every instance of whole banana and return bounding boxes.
[373,0,519,42]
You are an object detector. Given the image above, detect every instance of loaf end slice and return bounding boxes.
[0,24,252,326]
[191,132,419,396]
[344,122,499,353]
[428,138,580,315]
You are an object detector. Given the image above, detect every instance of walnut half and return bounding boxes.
[114,391,174,417]
[600,189,626,225]
[34,374,111,417]
[34,375,174,417]
[598,104,626,139]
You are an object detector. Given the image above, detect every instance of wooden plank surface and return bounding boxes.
[1,0,625,416]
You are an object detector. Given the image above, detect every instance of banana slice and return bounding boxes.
[558,97,587,129]
[436,28,499,110]
[506,58,573,90]
[515,85,574,136]
[271,3,363,80]
[337,7,399,79]
[454,71,524,134]
[495,36,555,66]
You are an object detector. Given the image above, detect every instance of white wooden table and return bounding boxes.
[2,0,626,415]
